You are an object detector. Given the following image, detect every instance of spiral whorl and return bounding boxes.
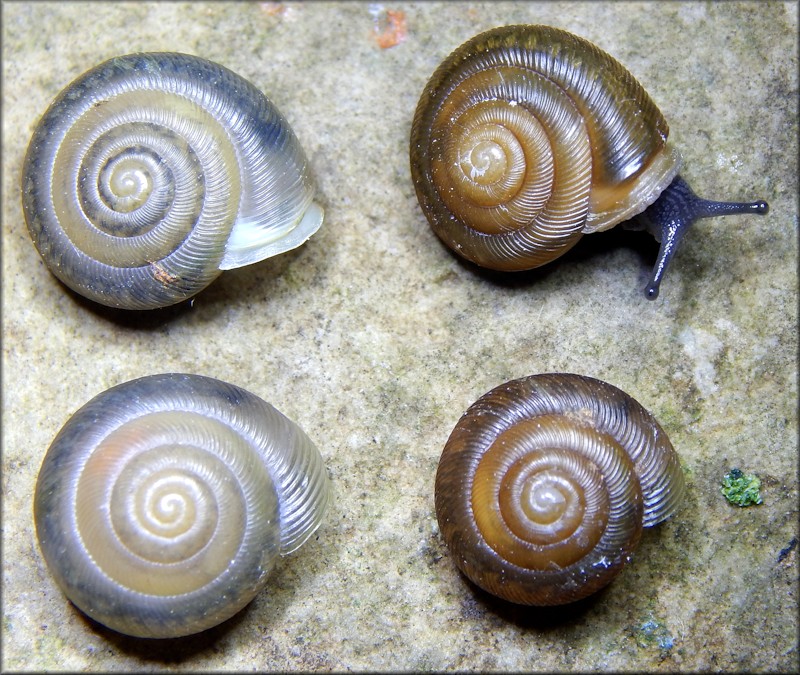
[34,374,330,638]
[434,373,685,606]
[23,53,322,310]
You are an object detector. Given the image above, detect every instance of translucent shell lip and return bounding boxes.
[221,202,324,270]
[434,373,686,606]
[33,373,331,638]
[22,52,323,310]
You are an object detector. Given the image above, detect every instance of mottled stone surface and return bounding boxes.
[2,1,797,671]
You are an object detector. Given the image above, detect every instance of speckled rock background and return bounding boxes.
[2,1,797,671]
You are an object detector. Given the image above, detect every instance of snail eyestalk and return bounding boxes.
[639,175,769,300]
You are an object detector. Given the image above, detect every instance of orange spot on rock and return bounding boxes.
[373,9,407,49]
[259,2,286,17]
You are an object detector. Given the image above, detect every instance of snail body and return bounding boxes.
[410,25,768,299]
[434,373,685,605]
[33,373,330,638]
[22,53,323,310]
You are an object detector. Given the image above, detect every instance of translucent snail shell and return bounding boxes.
[434,373,686,606]
[22,52,323,310]
[33,373,331,638]
[410,25,768,299]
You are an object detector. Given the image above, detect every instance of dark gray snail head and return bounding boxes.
[409,24,771,300]
[631,175,769,299]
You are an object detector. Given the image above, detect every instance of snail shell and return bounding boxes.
[22,53,323,310]
[410,25,768,299]
[33,373,330,638]
[434,373,686,606]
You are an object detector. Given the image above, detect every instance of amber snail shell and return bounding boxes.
[434,373,686,606]
[410,25,769,299]
[33,373,331,638]
[22,52,323,310]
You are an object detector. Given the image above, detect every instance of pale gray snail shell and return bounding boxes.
[22,52,323,310]
[434,373,686,605]
[33,373,331,638]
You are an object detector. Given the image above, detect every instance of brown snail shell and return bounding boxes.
[33,373,331,638]
[434,373,686,605]
[410,25,769,299]
[22,53,323,310]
